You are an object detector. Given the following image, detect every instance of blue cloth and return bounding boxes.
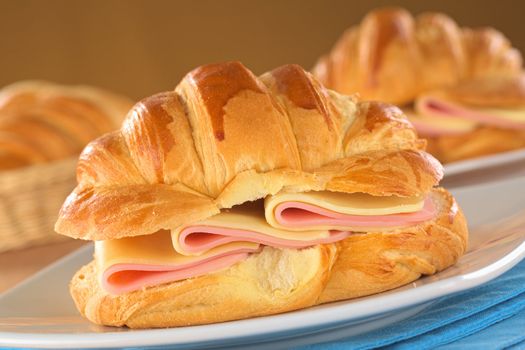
[439,306,525,350]
[298,258,525,350]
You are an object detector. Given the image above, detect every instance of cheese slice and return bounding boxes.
[412,96,525,136]
[171,202,349,256]
[477,107,525,123]
[405,108,477,137]
[264,190,436,231]
[96,231,259,295]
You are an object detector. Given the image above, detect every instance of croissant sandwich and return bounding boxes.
[0,81,133,170]
[406,74,525,163]
[55,62,468,328]
[313,7,525,162]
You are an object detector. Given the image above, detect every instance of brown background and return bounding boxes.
[0,0,523,101]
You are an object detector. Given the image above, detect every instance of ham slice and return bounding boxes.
[97,231,261,295]
[176,226,349,255]
[413,96,525,136]
[265,190,437,231]
[171,203,351,256]
[273,197,436,229]
[102,250,252,295]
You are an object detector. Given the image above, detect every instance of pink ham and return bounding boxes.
[416,97,525,135]
[274,198,437,228]
[102,249,255,295]
[102,228,349,295]
[177,227,350,254]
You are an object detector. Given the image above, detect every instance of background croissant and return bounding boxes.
[56,62,467,328]
[0,81,133,170]
[312,7,523,106]
[410,75,525,163]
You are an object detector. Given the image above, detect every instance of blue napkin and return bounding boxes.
[298,258,525,350]
[438,307,525,350]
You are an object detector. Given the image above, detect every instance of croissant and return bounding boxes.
[0,81,133,170]
[408,74,525,163]
[312,7,522,106]
[313,7,525,163]
[56,62,467,328]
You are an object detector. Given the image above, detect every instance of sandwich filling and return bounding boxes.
[171,201,349,256]
[265,191,435,231]
[409,95,525,137]
[97,232,258,295]
[98,191,438,295]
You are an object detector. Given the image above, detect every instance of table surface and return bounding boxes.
[0,239,85,293]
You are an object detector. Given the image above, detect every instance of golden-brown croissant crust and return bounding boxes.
[425,127,525,164]
[0,81,133,170]
[313,7,523,105]
[55,62,443,241]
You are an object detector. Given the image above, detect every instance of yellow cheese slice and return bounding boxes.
[405,108,477,133]
[264,190,425,231]
[412,97,525,131]
[410,113,477,133]
[96,230,259,272]
[474,107,525,123]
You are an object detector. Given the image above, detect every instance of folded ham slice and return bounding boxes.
[171,202,350,256]
[412,96,525,136]
[265,191,437,231]
[102,251,251,295]
[96,231,259,295]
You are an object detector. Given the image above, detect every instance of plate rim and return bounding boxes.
[443,148,525,177]
[1,239,524,349]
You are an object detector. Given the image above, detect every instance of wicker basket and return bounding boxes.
[0,157,78,252]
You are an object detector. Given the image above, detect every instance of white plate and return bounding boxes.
[443,148,525,177]
[1,177,525,349]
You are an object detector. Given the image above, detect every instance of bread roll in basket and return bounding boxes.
[0,81,133,251]
[55,62,468,328]
[313,7,525,163]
